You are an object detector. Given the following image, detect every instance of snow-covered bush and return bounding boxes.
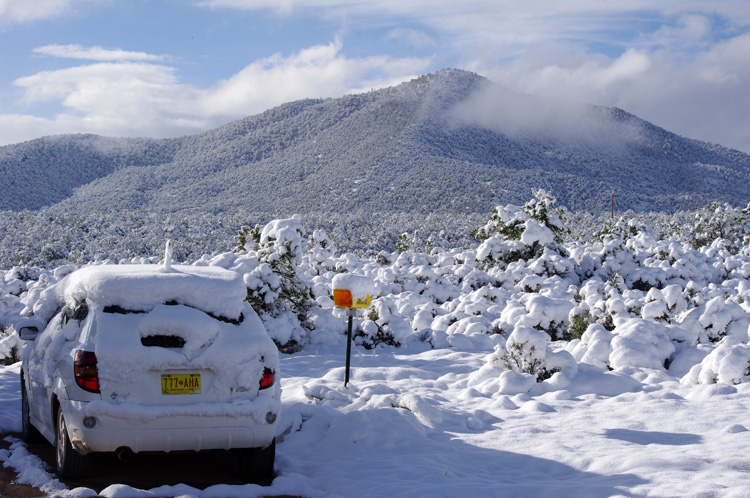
[498,294,575,340]
[494,326,576,382]
[6,190,750,400]
[609,319,675,370]
[594,216,641,243]
[568,324,614,370]
[682,338,750,385]
[0,326,20,365]
[306,229,338,275]
[690,202,750,252]
[475,190,568,268]
[359,298,413,349]
[239,216,315,352]
[501,327,554,381]
[474,189,565,242]
[675,295,750,345]
[568,308,591,340]
[570,318,679,372]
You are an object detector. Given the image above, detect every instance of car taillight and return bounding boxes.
[74,350,100,393]
[259,367,275,390]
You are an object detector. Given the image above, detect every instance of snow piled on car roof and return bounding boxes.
[32,264,246,322]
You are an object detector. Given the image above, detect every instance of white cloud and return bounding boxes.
[33,44,165,62]
[640,14,713,50]
[199,1,750,37]
[476,33,750,153]
[11,62,206,138]
[0,0,104,25]
[0,114,62,145]
[385,28,436,48]
[16,63,187,113]
[1,40,431,145]
[450,82,645,147]
[199,38,430,117]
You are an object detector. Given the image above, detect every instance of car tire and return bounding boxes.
[238,438,275,481]
[55,408,88,478]
[20,379,43,443]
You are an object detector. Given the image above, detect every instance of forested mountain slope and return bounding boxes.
[2,68,749,215]
[0,134,180,211]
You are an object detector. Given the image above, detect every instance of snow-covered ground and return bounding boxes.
[3,197,750,497]
[2,346,750,497]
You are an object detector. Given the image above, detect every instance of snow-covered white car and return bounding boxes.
[17,263,280,479]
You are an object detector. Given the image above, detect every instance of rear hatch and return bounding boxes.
[92,304,252,406]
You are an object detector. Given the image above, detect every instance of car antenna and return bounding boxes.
[163,239,174,272]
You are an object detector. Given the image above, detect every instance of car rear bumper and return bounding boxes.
[60,399,278,454]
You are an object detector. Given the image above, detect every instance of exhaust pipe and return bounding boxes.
[115,446,135,463]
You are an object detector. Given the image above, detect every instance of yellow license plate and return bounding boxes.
[161,374,201,395]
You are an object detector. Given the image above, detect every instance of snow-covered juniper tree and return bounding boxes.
[474,189,568,268]
[689,201,750,253]
[239,216,315,352]
[473,189,565,242]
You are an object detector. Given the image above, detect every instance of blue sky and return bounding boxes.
[1,0,749,153]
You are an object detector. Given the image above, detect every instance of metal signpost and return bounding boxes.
[333,286,372,387]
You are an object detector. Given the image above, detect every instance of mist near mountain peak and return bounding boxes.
[450,81,644,147]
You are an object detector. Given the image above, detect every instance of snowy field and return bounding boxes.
[3,195,750,497]
[2,347,750,497]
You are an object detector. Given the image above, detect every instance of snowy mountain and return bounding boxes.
[2,68,750,215]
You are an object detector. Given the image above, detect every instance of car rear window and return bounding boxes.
[103,303,244,324]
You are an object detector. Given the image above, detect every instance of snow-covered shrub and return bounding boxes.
[527,248,576,278]
[359,298,413,349]
[475,235,529,269]
[306,229,338,275]
[396,232,413,253]
[690,202,750,252]
[568,323,614,370]
[682,338,750,385]
[676,296,750,344]
[475,189,564,241]
[468,326,575,395]
[474,190,567,268]
[239,216,315,352]
[1,268,29,348]
[496,326,575,382]
[234,224,260,253]
[500,294,575,340]
[641,288,670,322]
[568,307,591,340]
[0,326,20,365]
[609,319,675,370]
[594,216,641,243]
[501,327,552,381]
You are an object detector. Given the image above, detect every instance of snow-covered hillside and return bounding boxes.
[2,192,750,496]
[3,69,750,217]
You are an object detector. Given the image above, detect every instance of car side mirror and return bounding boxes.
[18,326,40,341]
[14,317,44,341]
